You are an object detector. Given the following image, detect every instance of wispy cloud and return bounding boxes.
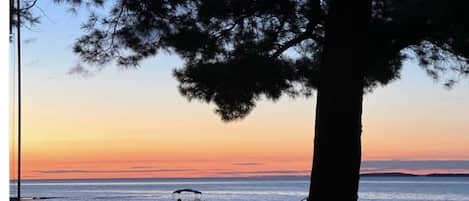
[35,170,88,174]
[36,168,196,174]
[130,166,154,169]
[36,161,469,176]
[67,63,93,77]
[232,162,262,166]
[23,37,37,44]
[218,170,308,175]
[71,159,168,164]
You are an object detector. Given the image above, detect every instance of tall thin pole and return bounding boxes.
[16,0,22,199]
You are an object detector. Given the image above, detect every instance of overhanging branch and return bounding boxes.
[271,32,312,58]
[271,0,323,58]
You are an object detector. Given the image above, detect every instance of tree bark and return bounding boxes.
[308,1,371,201]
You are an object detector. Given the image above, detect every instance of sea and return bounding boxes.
[10,176,469,201]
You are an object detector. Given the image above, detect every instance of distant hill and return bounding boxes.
[361,172,469,177]
[425,173,469,177]
[360,172,418,177]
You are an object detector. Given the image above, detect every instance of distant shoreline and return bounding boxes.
[9,173,469,182]
[360,172,469,177]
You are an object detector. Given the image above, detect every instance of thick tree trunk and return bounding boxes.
[308,1,371,201]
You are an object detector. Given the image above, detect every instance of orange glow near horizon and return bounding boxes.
[9,75,469,179]
[9,3,469,179]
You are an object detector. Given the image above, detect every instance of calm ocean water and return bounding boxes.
[10,176,469,201]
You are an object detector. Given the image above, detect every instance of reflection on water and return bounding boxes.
[10,177,469,201]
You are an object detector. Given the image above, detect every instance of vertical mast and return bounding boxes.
[16,0,22,199]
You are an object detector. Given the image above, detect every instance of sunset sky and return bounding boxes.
[9,2,469,180]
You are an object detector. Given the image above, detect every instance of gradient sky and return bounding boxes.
[9,2,469,180]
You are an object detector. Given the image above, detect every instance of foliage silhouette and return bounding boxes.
[63,0,468,119]
[11,0,469,200]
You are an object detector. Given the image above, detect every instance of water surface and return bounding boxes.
[10,176,469,201]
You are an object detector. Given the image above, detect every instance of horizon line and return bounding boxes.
[10,172,469,182]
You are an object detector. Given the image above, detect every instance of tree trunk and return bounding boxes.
[308,1,371,201]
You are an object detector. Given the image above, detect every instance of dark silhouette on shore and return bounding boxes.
[11,0,469,201]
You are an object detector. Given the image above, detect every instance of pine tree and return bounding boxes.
[14,0,469,200]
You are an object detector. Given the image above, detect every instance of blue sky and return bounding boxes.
[9,1,469,179]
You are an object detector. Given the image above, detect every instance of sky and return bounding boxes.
[9,1,469,180]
